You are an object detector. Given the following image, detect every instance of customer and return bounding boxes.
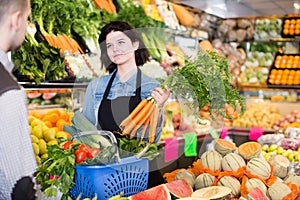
[83,20,170,143]
[0,0,37,199]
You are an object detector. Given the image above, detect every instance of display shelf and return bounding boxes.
[20,81,89,89]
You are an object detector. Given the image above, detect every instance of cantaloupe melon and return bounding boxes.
[238,141,261,160]
[246,158,271,180]
[200,150,222,172]
[214,139,237,156]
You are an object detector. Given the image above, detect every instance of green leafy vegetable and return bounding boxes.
[36,144,76,199]
[12,33,67,84]
[162,50,245,120]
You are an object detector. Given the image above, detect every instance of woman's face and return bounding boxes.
[106,31,138,65]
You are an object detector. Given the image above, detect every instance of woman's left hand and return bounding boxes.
[151,86,171,107]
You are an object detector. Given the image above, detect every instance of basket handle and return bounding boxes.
[71,130,121,163]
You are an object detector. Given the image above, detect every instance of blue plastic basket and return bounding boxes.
[69,156,149,200]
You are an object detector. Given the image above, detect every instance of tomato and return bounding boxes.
[87,147,101,158]
[78,144,90,153]
[62,141,73,150]
[75,151,87,163]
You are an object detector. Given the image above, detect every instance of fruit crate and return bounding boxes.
[266,53,300,89]
[281,17,300,38]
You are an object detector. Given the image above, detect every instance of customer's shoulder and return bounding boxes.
[0,64,20,96]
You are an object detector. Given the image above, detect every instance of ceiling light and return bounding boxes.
[294,2,300,10]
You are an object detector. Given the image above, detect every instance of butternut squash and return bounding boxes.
[171,3,195,27]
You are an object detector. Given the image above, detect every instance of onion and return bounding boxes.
[292,109,299,115]
[273,125,279,130]
[289,117,296,123]
[285,114,292,120]
[274,121,280,125]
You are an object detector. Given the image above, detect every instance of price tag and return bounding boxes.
[164,137,179,162]
[220,127,228,139]
[183,132,197,157]
[249,127,264,141]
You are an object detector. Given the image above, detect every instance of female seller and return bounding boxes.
[83,21,170,186]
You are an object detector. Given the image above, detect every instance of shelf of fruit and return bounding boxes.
[28,108,74,165]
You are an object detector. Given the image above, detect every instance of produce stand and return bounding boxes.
[156,128,276,176]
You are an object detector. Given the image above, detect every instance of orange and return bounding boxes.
[287,79,294,85]
[276,55,282,60]
[44,121,53,128]
[271,69,277,75]
[280,79,287,85]
[277,69,283,74]
[269,74,276,80]
[274,79,281,85]
[56,119,67,131]
[288,75,294,80]
[283,69,290,75]
[289,29,295,35]
[291,19,296,24]
[286,63,292,68]
[47,109,61,116]
[59,111,69,122]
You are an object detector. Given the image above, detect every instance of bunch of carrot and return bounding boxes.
[44,33,84,55]
[93,0,116,13]
[119,97,161,143]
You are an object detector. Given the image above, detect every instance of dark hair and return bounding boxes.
[98,21,150,73]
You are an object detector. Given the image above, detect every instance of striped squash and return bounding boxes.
[246,157,271,180]
[221,153,246,172]
[194,173,215,190]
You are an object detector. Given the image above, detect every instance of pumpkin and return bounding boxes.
[245,178,267,194]
[171,3,195,27]
[194,173,215,190]
[268,154,290,179]
[174,169,196,189]
[214,139,237,156]
[268,182,292,200]
[217,176,241,197]
[246,157,271,180]
[221,153,246,172]
[238,141,262,160]
[200,150,222,172]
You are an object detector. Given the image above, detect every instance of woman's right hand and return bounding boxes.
[151,86,170,107]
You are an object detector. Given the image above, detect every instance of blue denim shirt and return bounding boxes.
[83,69,163,143]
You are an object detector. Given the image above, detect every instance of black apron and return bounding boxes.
[97,69,165,188]
[98,69,142,136]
